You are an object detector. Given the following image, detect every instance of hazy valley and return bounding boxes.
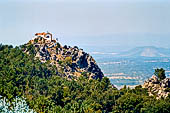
[86,46,170,88]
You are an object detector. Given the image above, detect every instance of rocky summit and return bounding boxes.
[24,32,104,80]
[142,75,170,99]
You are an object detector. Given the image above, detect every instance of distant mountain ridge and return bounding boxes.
[117,46,170,58]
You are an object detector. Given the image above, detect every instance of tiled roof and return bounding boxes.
[35,32,46,36]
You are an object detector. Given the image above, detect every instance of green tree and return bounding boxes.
[154,68,166,80]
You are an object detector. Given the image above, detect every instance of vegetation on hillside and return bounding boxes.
[1,44,170,113]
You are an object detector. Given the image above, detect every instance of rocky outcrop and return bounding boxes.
[25,36,104,80]
[142,75,170,99]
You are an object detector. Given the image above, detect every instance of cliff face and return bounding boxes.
[142,75,170,99]
[24,36,104,80]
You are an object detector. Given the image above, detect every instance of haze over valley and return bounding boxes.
[85,46,170,88]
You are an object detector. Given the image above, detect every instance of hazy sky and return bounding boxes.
[0,0,170,49]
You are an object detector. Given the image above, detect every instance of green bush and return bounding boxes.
[154,68,166,80]
[64,56,72,66]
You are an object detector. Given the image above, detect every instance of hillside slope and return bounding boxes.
[1,42,170,112]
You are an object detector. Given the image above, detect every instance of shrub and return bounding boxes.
[64,56,72,66]
[154,68,166,81]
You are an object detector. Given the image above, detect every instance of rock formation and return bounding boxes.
[24,34,104,80]
[142,75,170,99]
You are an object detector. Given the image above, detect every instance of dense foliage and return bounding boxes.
[1,44,170,113]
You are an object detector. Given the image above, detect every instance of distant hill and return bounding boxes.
[117,46,170,57]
